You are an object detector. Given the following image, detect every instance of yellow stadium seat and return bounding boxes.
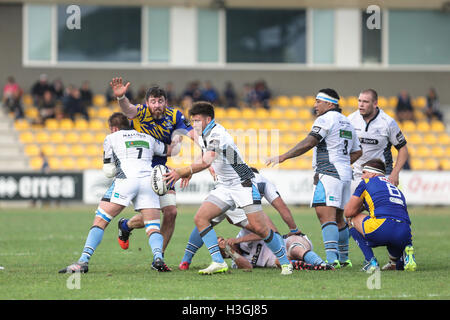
[298,109,313,120]
[255,108,270,119]
[35,131,50,144]
[41,144,56,156]
[440,159,450,170]
[385,110,396,119]
[74,119,89,131]
[44,119,59,131]
[89,119,105,131]
[71,145,86,157]
[401,121,416,133]
[423,133,438,145]
[284,109,297,119]
[65,132,80,144]
[77,157,92,170]
[233,120,247,130]
[92,157,104,169]
[24,144,40,157]
[445,147,450,158]
[377,96,388,108]
[97,107,111,119]
[25,107,39,119]
[60,119,74,131]
[226,108,242,119]
[269,108,284,119]
[431,146,445,158]
[305,96,315,107]
[407,133,423,145]
[416,121,430,132]
[339,97,347,108]
[275,96,291,108]
[410,158,424,170]
[94,132,107,143]
[261,120,276,130]
[80,132,95,143]
[220,120,233,129]
[85,144,101,157]
[60,157,77,170]
[248,120,261,129]
[214,108,226,119]
[88,108,98,118]
[423,158,439,170]
[346,96,358,108]
[290,96,305,108]
[388,96,398,108]
[48,157,62,170]
[277,120,291,131]
[295,158,312,170]
[414,111,425,121]
[93,94,106,107]
[29,157,43,170]
[49,131,65,143]
[438,133,450,145]
[430,121,445,133]
[23,94,33,106]
[413,96,426,109]
[56,144,71,156]
[19,131,34,144]
[282,132,300,145]
[290,121,306,132]
[241,108,256,120]
[416,146,431,157]
[14,119,31,131]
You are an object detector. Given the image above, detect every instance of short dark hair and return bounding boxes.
[361,88,378,102]
[145,86,167,101]
[189,101,215,119]
[362,158,386,174]
[108,112,131,130]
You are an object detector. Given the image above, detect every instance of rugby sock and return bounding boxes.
[148,232,164,260]
[181,227,204,264]
[321,222,339,263]
[349,227,374,261]
[199,225,224,263]
[303,251,324,266]
[79,226,104,263]
[338,223,350,262]
[264,230,290,265]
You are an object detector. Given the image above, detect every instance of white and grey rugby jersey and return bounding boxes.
[348,108,406,178]
[231,228,278,268]
[308,109,361,181]
[200,120,254,185]
[103,129,166,178]
[253,173,280,204]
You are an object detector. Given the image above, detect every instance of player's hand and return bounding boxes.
[163,168,181,187]
[388,172,400,186]
[265,155,284,167]
[110,77,130,98]
[180,175,192,189]
[225,238,239,246]
[286,230,304,238]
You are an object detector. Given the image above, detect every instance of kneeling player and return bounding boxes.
[344,158,417,272]
[59,113,173,273]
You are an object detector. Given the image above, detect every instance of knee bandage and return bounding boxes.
[95,207,114,223]
[144,219,161,234]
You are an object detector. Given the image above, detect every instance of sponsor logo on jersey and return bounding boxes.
[125,140,150,148]
[339,129,352,139]
[359,137,379,145]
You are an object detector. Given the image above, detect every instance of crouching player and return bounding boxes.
[218,227,333,271]
[59,112,173,273]
[344,158,417,272]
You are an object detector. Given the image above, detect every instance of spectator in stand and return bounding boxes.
[241,83,254,108]
[64,86,89,121]
[253,80,272,110]
[201,81,220,104]
[2,76,24,119]
[105,85,115,104]
[52,78,65,102]
[80,81,93,109]
[136,85,147,105]
[31,74,53,107]
[395,90,415,123]
[165,82,178,106]
[425,88,443,123]
[37,90,57,124]
[223,81,238,108]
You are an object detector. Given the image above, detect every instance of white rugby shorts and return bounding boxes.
[310,174,351,210]
[208,181,262,210]
[102,177,160,210]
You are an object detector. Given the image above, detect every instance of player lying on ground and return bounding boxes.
[59,113,174,273]
[344,158,417,272]
[164,101,293,275]
[178,167,302,270]
[218,229,333,271]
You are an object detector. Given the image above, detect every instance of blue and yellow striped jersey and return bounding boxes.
[131,105,192,166]
[353,176,410,224]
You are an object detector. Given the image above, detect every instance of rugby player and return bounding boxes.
[164,101,293,275]
[344,158,416,272]
[266,88,362,268]
[59,113,174,273]
[110,77,194,270]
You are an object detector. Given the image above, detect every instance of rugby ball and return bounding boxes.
[151,165,169,196]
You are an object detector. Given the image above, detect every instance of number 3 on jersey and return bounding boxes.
[339,130,352,155]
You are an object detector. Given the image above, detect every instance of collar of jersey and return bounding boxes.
[202,119,216,137]
[322,106,342,116]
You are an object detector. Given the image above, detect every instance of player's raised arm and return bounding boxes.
[266,135,319,167]
[109,77,138,119]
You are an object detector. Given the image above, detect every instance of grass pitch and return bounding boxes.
[0,205,449,300]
